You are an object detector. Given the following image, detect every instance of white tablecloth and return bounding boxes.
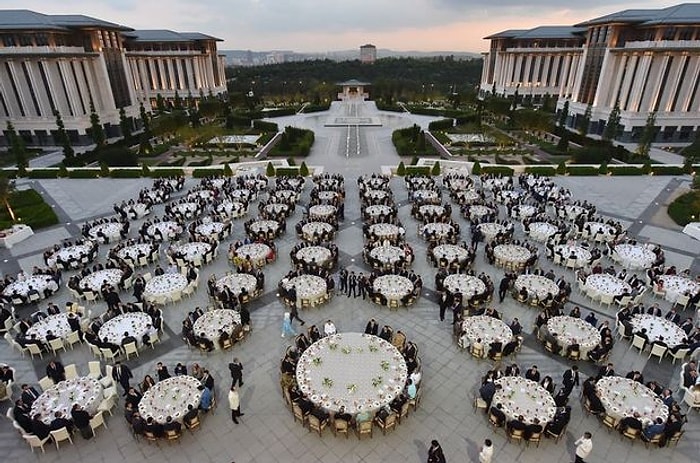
[195,222,225,239]
[249,220,280,235]
[477,223,505,241]
[89,223,122,240]
[143,273,188,303]
[172,202,201,219]
[467,205,494,220]
[369,245,406,265]
[432,244,470,264]
[421,223,454,240]
[659,275,700,304]
[192,309,241,347]
[217,273,257,296]
[554,245,591,268]
[511,204,536,220]
[629,314,687,347]
[296,333,407,414]
[263,203,289,217]
[2,274,57,298]
[373,275,414,301]
[296,246,333,266]
[585,274,631,298]
[139,376,203,424]
[31,377,102,424]
[170,242,211,262]
[585,222,616,241]
[301,222,335,240]
[528,222,558,242]
[79,268,123,292]
[461,316,512,349]
[309,204,337,220]
[271,189,300,203]
[117,243,154,263]
[317,191,338,202]
[234,243,271,267]
[217,200,247,218]
[418,205,446,219]
[444,274,486,297]
[492,377,556,425]
[596,377,668,426]
[494,245,531,265]
[546,316,601,357]
[282,275,327,304]
[365,205,393,218]
[148,222,182,241]
[413,189,439,202]
[612,244,656,270]
[27,313,73,341]
[362,190,389,202]
[515,275,559,300]
[47,243,95,267]
[368,223,404,240]
[561,205,586,220]
[99,312,152,346]
[454,190,480,204]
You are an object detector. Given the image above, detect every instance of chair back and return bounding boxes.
[50,426,72,443]
[89,410,105,432]
[38,376,54,391]
[631,334,646,350]
[64,364,79,380]
[88,361,102,378]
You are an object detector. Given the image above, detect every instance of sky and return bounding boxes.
[1,0,680,52]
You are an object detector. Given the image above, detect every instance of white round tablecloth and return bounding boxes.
[129,202,150,218]
[192,309,241,348]
[216,200,247,218]
[444,274,486,297]
[365,205,393,218]
[187,189,213,201]
[281,275,327,304]
[139,376,203,424]
[629,314,687,347]
[295,333,408,414]
[47,243,95,267]
[117,243,154,264]
[99,312,152,347]
[612,244,656,270]
[418,205,446,219]
[454,190,481,204]
[317,191,338,202]
[585,274,631,298]
[546,316,601,357]
[585,222,617,241]
[461,315,512,348]
[249,220,281,235]
[2,275,57,298]
[234,243,271,267]
[562,205,587,220]
[216,273,258,296]
[230,189,254,202]
[368,223,404,240]
[554,245,591,268]
[263,203,289,217]
[515,275,559,300]
[143,273,188,303]
[79,268,123,292]
[482,178,510,191]
[511,204,536,220]
[413,189,439,202]
[26,313,73,341]
[88,223,122,240]
[467,205,495,220]
[373,275,414,301]
[369,245,407,266]
[148,222,182,241]
[296,246,333,267]
[271,189,300,203]
[659,275,700,304]
[596,377,668,426]
[528,222,559,242]
[195,222,225,239]
[170,242,211,262]
[171,202,200,219]
[362,189,389,202]
[492,377,556,425]
[31,377,102,424]
[421,223,454,240]
[432,244,471,264]
[477,223,505,241]
[301,222,335,241]
[494,245,531,266]
[309,204,337,220]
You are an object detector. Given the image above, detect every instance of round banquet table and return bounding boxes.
[373,275,414,302]
[31,377,103,424]
[612,244,656,270]
[187,189,213,201]
[477,223,505,241]
[147,222,182,241]
[296,246,333,267]
[493,245,531,266]
[511,205,536,220]
[554,245,591,268]
[362,190,389,202]
[483,178,511,191]
[362,177,389,189]
[454,190,480,204]
[171,202,200,219]
[248,220,281,236]
[492,377,556,425]
[99,312,152,347]
[496,190,523,203]
[596,377,669,426]
[317,191,338,202]
[26,313,73,341]
[659,275,700,304]
[445,178,472,193]
[295,333,408,414]
[301,222,335,241]
[561,205,587,220]
[79,268,123,292]
[432,244,471,265]
[216,200,247,218]
[271,189,299,203]
[417,204,446,219]
[585,222,617,241]
[194,222,226,240]
[365,205,394,218]
[413,189,439,203]
[629,314,687,348]
[467,205,495,220]
[281,275,328,305]
[528,222,559,242]
[88,223,122,241]
[585,274,631,299]
[216,273,258,296]
[2,275,57,298]
[461,316,513,352]
[368,223,404,240]
[546,316,601,357]
[234,243,271,267]
[369,245,407,266]
[230,189,254,202]
[139,376,203,424]
[47,243,94,267]
[129,202,150,218]
[309,205,337,221]
[262,203,290,218]
[117,243,154,265]
[192,309,241,349]
[143,273,188,304]
[515,275,560,300]
[444,274,486,297]
[421,223,454,241]
[170,242,211,262]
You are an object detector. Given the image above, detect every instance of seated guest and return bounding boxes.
[618,412,643,434]
[125,387,143,408]
[31,414,51,439]
[49,411,74,433]
[365,318,379,336]
[182,404,198,427]
[487,341,503,359]
[144,416,164,437]
[174,363,187,376]
[198,385,212,412]
[642,417,666,441]
[163,415,182,433]
[540,376,555,394]
[524,418,543,439]
[507,415,526,432]
[525,365,541,383]
[479,381,499,407]
[545,406,571,435]
[489,403,506,427]
[335,405,353,423]
[70,404,93,440]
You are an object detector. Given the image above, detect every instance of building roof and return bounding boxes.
[123,29,221,42]
[360,44,376,48]
[484,26,585,40]
[0,9,132,32]
[576,3,700,27]
[336,79,371,86]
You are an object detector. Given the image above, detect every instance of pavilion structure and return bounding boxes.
[336,79,371,101]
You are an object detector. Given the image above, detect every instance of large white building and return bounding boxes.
[480,4,700,144]
[0,10,226,147]
[360,44,377,64]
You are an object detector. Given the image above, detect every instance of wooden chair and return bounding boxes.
[488,410,502,429]
[50,427,74,450]
[397,401,410,424]
[545,425,566,443]
[526,432,542,448]
[292,402,308,427]
[602,414,618,432]
[621,426,640,443]
[374,412,397,435]
[355,420,373,439]
[23,434,51,453]
[184,414,201,433]
[470,344,484,359]
[507,428,525,444]
[667,430,684,447]
[308,415,327,437]
[143,430,159,445]
[165,429,182,444]
[473,395,488,414]
[333,419,349,438]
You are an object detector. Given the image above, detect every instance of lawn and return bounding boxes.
[0,188,59,230]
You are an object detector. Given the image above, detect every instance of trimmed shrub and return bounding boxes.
[253,120,279,132]
[609,166,643,176]
[149,168,184,178]
[428,119,454,131]
[396,161,406,176]
[482,166,514,176]
[223,163,233,177]
[472,161,482,175]
[27,169,59,179]
[193,168,224,178]
[299,162,309,177]
[275,167,301,177]
[641,161,652,175]
[556,161,567,174]
[598,162,608,175]
[668,191,700,226]
[566,166,599,176]
[110,169,142,178]
[431,162,441,176]
[405,166,432,176]
[524,166,556,176]
[0,169,18,179]
[651,165,686,176]
[68,169,101,179]
[266,162,275,177]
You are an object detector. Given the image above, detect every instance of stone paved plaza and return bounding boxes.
[0,100,699,463]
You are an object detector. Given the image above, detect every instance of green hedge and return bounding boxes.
[566,166,599,176]
[253,120,279,132]
[405,166,432,176]
[668,191,700,226]
[26,169,59,179]
[110,169,143,178]
[428,119,454,131]
[192,169,224,178]
[148,169,184,178]
[302,103,331,113]
[524,166,556,176]
[67,169,101,179]
[275,167,301,177]
[0,169,18,179]
[651,166,686,176]
[189,156,213,167]
[482,166,514,176]
[609,166,643,176]
[0,189,59,230]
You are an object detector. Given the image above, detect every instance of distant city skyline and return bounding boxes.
[2,0,680,52]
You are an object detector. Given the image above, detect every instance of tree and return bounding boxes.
[556,132,569,153]
[265,161,275,177]
[396,161,406,176]
[119,107,133,145]
[139,102,151,137]
[431,162,441,176]
[155,94,166,113]
[299,161,309,177]
[5,121,28,171]
[173,91,182,110]
[53,110,74,161]
[0,175,17,221]
[579,103,592,135]
[223,162,233,177]
[602,100,621,141]
[88,98,106,148]
[636,111,657,158]
[471,160,482,175]
[558,100,569,127]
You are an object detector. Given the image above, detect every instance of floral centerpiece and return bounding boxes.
[312,357,322,366]
[372,376,383,388]
[346,384,357,394]
[380,360,390,371]
[322,377,333,388]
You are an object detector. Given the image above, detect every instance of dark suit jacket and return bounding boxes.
[21,387,40,405]
[112,364,133,386]
[562,369,579,387]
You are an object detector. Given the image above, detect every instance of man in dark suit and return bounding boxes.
[596,363,615,380]
[201,369,215,390]
[365,318,379,335]
[489,403,506,427]
[228,358,244,387]
[112,361,133,395]
[30,414,51,439]
[163,416,182,433]
[665,309,681,325]
[144,416,164,437]
[524,418,543,439]
[46,360,66,384]
[525,365,541,383]
[504,364,520,377]
[618,413,643,434]
[182,404,198,427]
[49,411,74,432]
[121,331,138,347]
[20,384,40,406]
[507,415,527,433]
[156,362,171,381]
[562,366,580,394]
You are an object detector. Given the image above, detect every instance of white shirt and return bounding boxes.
[575,437,592,458]
[324,322,336,336]
[479,444,493,463]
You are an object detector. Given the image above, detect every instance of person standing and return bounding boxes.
[227,386,244,424]
[281,312,295,338]
[427,439,446,463]
[112,361,133,396]
[289,301,305,326]
[574,432,593,463]
[478,439,493,463]
[228,358,244,387]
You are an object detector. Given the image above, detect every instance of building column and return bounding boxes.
[175,59,185,90]
[5,61,30,117]
[680,56,700,112]
[57,60,80,116]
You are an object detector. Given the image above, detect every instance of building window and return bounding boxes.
[19,34,32,46]
[662,126,676,141]
[5,62,25,117]
[679,126,693,140]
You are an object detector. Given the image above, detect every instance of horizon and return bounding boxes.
[0,0,681,52]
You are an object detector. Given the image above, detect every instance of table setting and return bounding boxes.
[612,244,657,270]
[453,190,481,205]
[116,243,154,265]
[99,312,152,347]
[79,268,123,292]
[88,223,123,241]
[26,313,73,341]
[432,244,471,265]
[596,377,669,426]
[169,242,211,263]
[527,222,559,242]
[171,202,201,220]
[143,273,189,303]
[233,243,271,267]
[138,376,203,424]
[362,189,390,203]
[584,222,617,241]
[271,189,300,203]
[192,309,242,349]
[658,275,700,304]
[147,221,182,241]
[421,223,454,241]
[510,204,537,220]
[3,274,57,298]
[216,200,248,218]
[444,274,486,297]
[248,220,281,236]
[368,223,404,240]
[365,205,394,219]
[281,274,328,305]
[216,273,258,296]
[47,242,95,267]
[31,377,103,424]
[585,274,631,298]
[301,222,335,241]
[373,274,414,301]
[412,189,440,204]
[465,205,495,221]
[478,222,506,241]
[295,246,334,267]
[309,204,337,221]
[461,316,513,352]
[194,221,226,240]
[515,274,560,300]
[629,314,687,347]
[493,244,531,266]
[492,377,556,425]
[546,316,601,357]
[554,245,591,268]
